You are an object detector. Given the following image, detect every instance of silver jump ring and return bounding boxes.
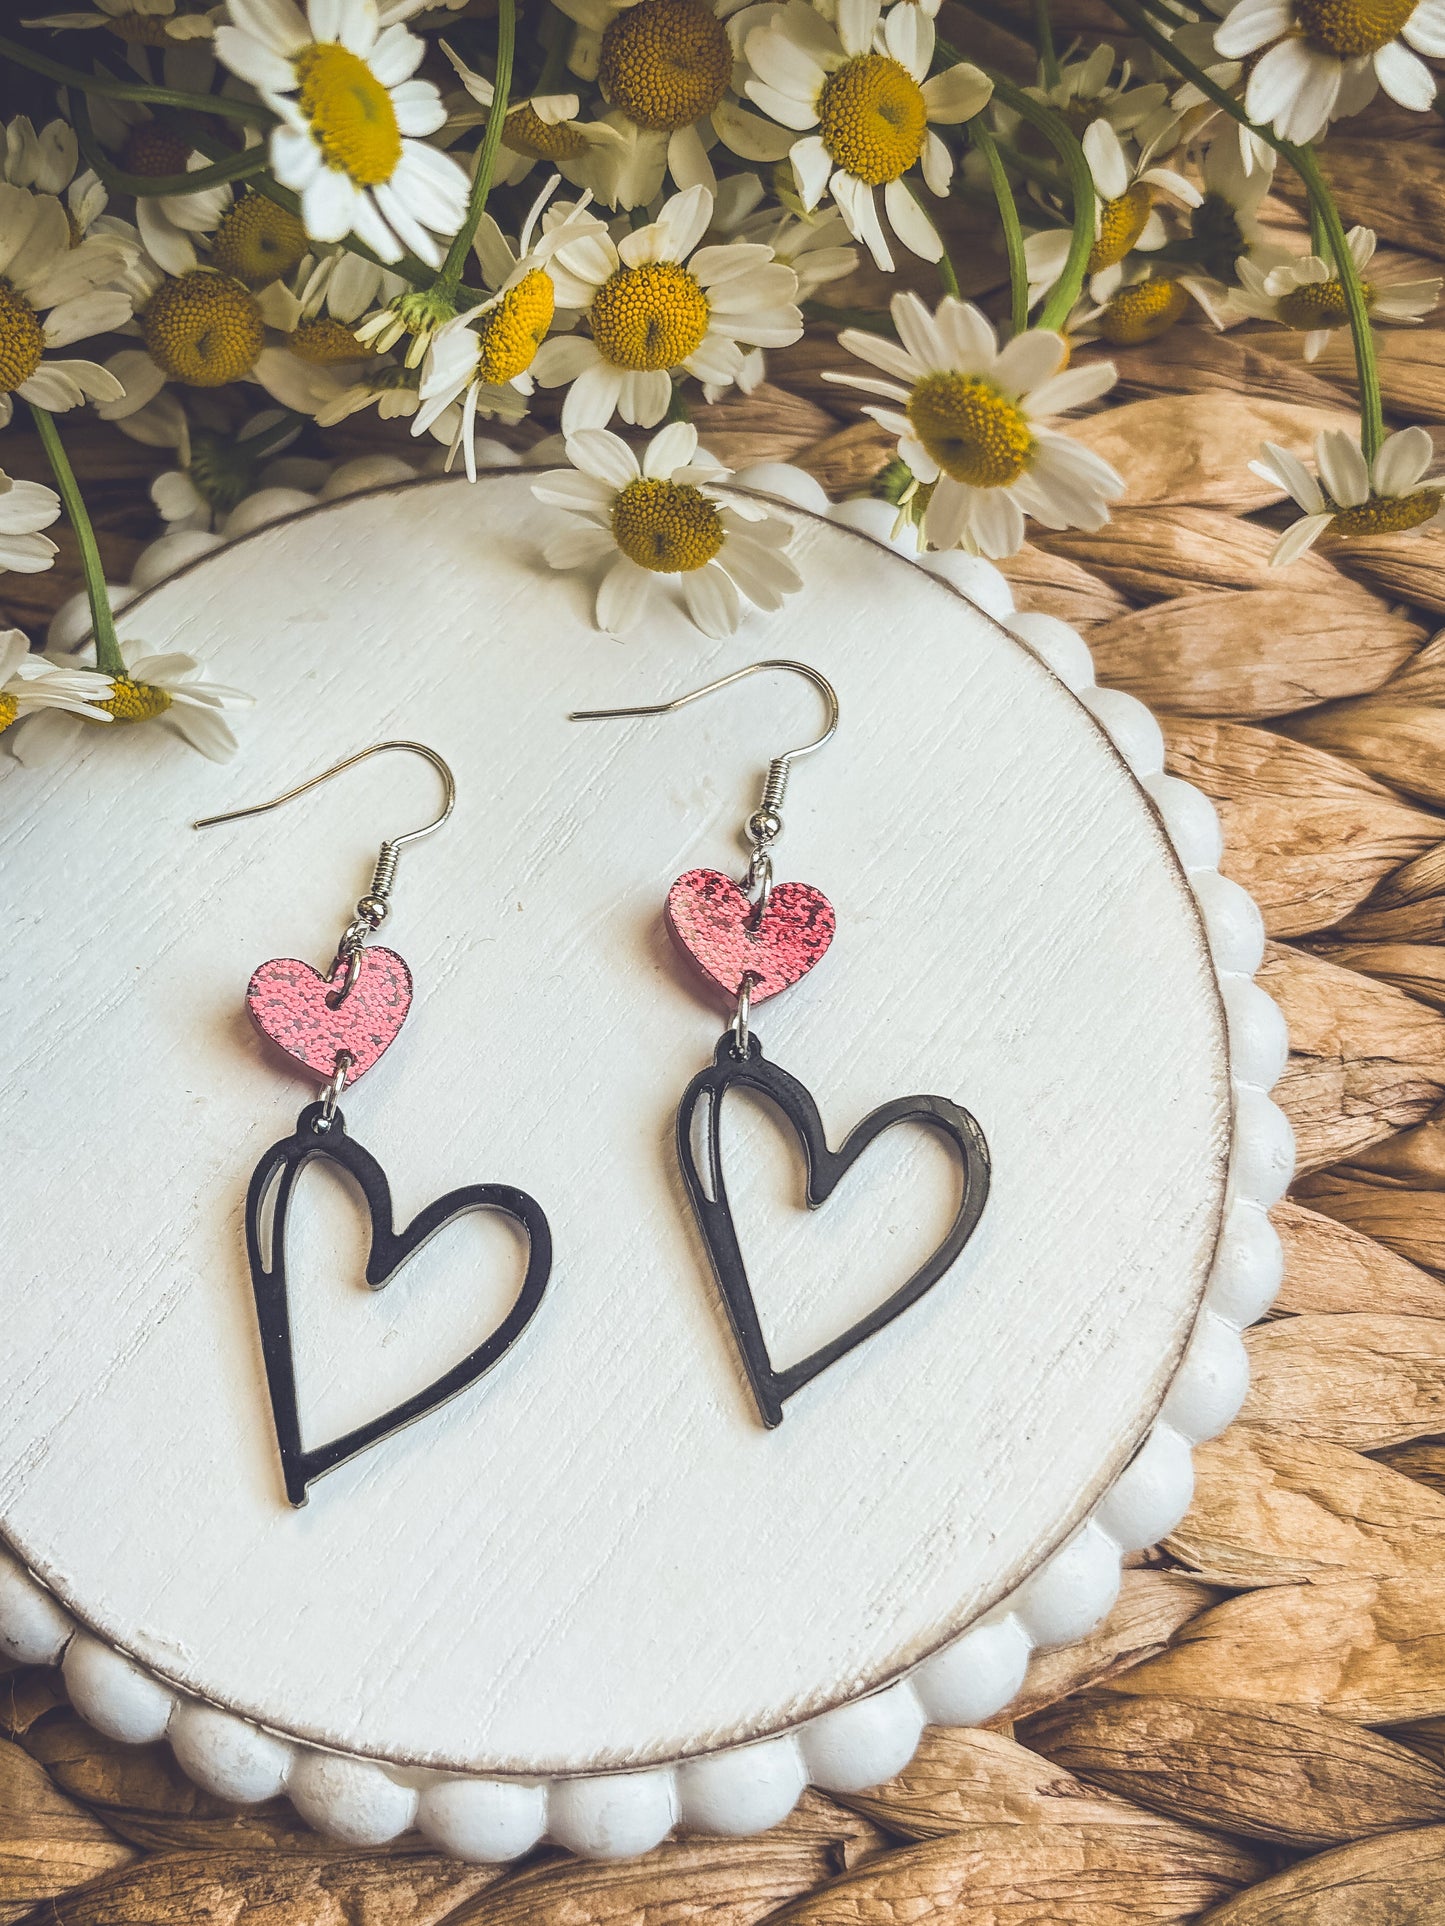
[731,974,758,1057]
[318,1050,353,1126]
[744,848,773,914]
[327,935,367,1008]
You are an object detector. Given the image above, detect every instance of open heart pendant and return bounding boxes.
[246,1102,552,1506]
[677,1034,991,1427]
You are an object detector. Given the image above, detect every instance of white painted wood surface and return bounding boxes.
[0,473,1231,1780]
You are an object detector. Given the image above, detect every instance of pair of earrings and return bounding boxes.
[197,665,991,1506]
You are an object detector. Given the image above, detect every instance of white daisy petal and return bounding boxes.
[571,427,645,487]
[682,558,742,636]
[1374,37,1437,108]
[1270,512,1333,564]
[1316,428,1370,507]
[595,555,651,632]
[643,421,700,476]
[1374,424,1434,495]
[991,328,1066,398]
[919,62,991,122]
[883,178,941,261]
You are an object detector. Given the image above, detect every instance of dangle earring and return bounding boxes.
[194,742,552,1506]
[572,664,991,1429]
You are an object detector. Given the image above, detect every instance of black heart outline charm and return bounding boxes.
[677,1034,991,1427]
[245,1102,552,1505]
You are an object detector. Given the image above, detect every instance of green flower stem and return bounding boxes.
[803,300,897,331]
[29,404,124,681]
[1101,0,1385,461]
[70,93,267,199]
[973,121,1029,335]
[1035,0,1062,87]
[977,66,1095,330]
[0,31,270,125]
[437,0,517,297]
[1290,144,1382,460]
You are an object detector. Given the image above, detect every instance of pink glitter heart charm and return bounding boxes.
[246,948,413,1081]
[665,868,835,1005]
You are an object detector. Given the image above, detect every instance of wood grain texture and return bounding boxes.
[0,478,1229,1778]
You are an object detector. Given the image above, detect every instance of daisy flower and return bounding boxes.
[214,0,470,268]
[545,0,769,196]
[0,184,135,428]
[0,631,115,743]
[24,0,216,39]
[532,184,802,431]
[112,122,311,294]
[831,291,1123,557]
[13,638,253,765]
[738,0,991,270]
[0,471,62,574]
[1025,119,1201,307]
[1081,268,1223,345]
[412,189,603,477]
[102,229,379,428]
[1212,0,1445,139]
[1252,425,1445,563]
[534,421,802,637]
[148,407,310,530]
[1232,226,1439,360]
[441,40,638,200]
[1018,43,1179,155]
[1185,136,1277,283]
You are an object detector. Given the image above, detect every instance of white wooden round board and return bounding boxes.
[0,467,1293,1861]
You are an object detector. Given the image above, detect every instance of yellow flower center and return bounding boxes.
[289,316,367,363]
[100,677,172,723]
[141,270,265,387]
[0,692,17,733]
[1330,488,1443,536]
[211,193,310,287]
[503,104,588,160]
[1088,184,1153,272]
[589,261,710,370]
[1276,278,1374,329]
[122,123,192,177]
[1098,276,1191,344]
[294,41,402,187]
[1294,0,1417,56]
[907,372,1034,487]
[474,270,556,384]
[0,283,44,395]
[610,478,724,571]
[817,54,928,186]
[599,0,734,131]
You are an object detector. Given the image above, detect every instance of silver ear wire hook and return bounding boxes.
[570,660,838,909]
[194,741,455,1004]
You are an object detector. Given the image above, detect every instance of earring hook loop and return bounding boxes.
[569,660,838,775]
[570,660,837,911]
[191,739,455,848]
[193,741,455,1009]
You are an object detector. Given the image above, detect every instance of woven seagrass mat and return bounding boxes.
[10,19,1445,1919]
